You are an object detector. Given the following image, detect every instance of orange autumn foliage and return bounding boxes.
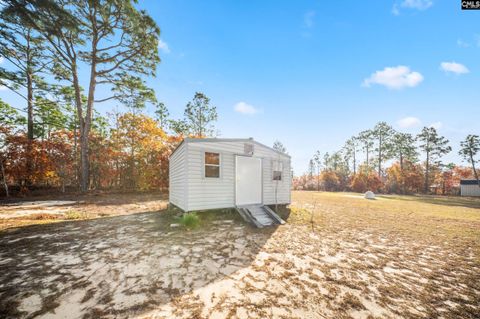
[385,161,424,194]
[3,130,74,188]
[1,113,181,196]
[320,171,340,191]
[350,172,382,193]
[111,113,169,190]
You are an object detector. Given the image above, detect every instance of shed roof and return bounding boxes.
[170,137,291,158]
[460,179,480,185]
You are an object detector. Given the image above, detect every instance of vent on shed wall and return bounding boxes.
[244,143,254,156]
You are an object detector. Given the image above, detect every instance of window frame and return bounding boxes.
[272,160,283,181]
[204,151,221,178]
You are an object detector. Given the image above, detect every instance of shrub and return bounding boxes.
[65,211,88,220]
[350,172,382,193]
[178,212,200,229]
[30,213,62,220]
[321,171,340,191]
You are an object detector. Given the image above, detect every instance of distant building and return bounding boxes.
[460,180,480,197]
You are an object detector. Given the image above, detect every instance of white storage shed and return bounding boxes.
[460,179,480,197]
[169,138,291,213]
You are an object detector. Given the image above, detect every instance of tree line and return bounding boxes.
[0,90,218,197]
[295,122,480,195]
[0,0,218,196]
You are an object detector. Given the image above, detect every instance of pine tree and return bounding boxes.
[459,134,480,187]
[273,140,288,154]
[344,137,358,175]
[358,130,374,170]
[313,151,322,191]
[391,132,418,170]
[390,132,418,193]
[155,102,169,131]
[10,0,162,192]
[417,127,451,193]
[372,122,395,177]
[184,92,218,137]
[0,6,49,140]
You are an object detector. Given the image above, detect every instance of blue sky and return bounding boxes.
[1,0,480,174]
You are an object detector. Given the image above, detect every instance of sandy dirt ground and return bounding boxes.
[0,191,479,319]
[0,193,168,231]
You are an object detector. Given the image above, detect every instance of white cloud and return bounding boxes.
[457,34,480,48]
[303,11,315,28]
[397,116,421,128]
[363,66,423,90]
[429,121,443,130]
[440,62,469,74]
[158,39,170,53]
[392,4,400,15]
[0,57,4,64]
[234,102,259,115]
[457,39,471,48]
[401,0,433,10]
[392,0,433,15]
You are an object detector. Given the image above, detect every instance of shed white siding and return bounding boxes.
[186,143,235,210]
[460,184,480,197]
[169,138,291,212]
[168,142,187,210]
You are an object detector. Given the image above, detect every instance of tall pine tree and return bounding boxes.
[417,127,451,193]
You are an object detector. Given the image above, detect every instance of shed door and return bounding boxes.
[235,156,262,206]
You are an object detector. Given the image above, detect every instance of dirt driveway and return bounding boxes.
[1,192,479,319]
[0,193,169,231]
[0,210,277,318]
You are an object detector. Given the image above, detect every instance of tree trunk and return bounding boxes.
[317,168,320,192]
[71,63,90,192]
[400,153,405,194]
[25,30,34,188]
[26,74,34,140]
[115,112,120,188]
[73,121,78,188]
[424,152,430,193]
[378,136,382,177]
[0,156,8,197]
[80,18,99,191]
[26,29,34,140]
[73,30,97,192]
[79,131,89,192]
[353,149,356,175]
[470,151,480,188]
[366,147,369,168]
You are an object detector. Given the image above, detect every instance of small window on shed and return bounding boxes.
[272,161,283,181]
[205,152,220,178]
